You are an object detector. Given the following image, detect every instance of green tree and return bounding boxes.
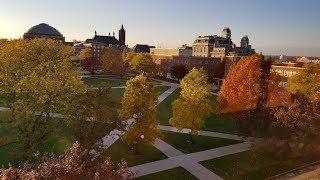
[287,64,320,100]
[118,75,161,152]
[169,68,212,144]
[0,39,86,159]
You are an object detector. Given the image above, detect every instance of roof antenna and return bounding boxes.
[95,30,97,36]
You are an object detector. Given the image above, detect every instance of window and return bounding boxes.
[193,61,196,64]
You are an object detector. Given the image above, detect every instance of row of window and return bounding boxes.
[193,46,207,53]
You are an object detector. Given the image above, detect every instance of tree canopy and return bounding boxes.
[0,39,86,159]
[170,68,213,135]
[100,48,126,78]
[123,52,158,75]
[287,64,320,100]
[118,75,161,147]
[170,64,189,80]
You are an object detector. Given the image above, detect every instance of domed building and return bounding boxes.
[192,27,255,58]
[23,23,65,42]
[221,27,232,39]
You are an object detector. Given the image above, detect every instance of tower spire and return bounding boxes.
[119,24,126,46]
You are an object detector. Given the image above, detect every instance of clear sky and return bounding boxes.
[1,0,319,56]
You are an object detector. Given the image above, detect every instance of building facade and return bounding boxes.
[192,27,254,58]
[150,45,192,57]
[272,62,305,87]
[79,25,127,59]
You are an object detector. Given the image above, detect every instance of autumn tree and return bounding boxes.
[170,64,189,80]
[125,53,158,75]
[101,48,126,78]
[209,62,225,79]
[169,68,212,144]
[66,83,121,149]
[265,93,320,158]
[218,54,283,135]
[79,47,93,60]
[287,64,320,100]
[0,39,86,159]
[118,75,161,152]
[0,142,133,179]
[79,48,101,75]
[264,64,320,157]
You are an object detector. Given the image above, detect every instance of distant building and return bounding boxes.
[81,25,127,59]
[192,27,255,58]
[132,44,155,53]
[119,25,126,46]
[23,23,65,42]
[272,62,305,87]
[296,57,320,64]
[150,45,192,57]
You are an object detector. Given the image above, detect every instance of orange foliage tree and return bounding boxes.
[218,54,289,135]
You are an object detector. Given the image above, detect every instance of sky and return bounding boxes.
[0,0,320,56]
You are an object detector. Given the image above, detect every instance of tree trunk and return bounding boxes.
[129,143,140,155]
[187,134,195,146]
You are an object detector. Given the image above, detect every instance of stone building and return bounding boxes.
[80,25,127,59]
[272,62,305,87]
[150,45,192,57]
[23,23,65,42]
[192,27,254,58]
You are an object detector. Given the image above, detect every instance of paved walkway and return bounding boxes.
[148,139,224,179]
[90,81,180,157]
[129,140,252,179]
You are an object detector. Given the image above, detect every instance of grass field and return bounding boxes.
[156,88,181,125]
[200,150,319,180]
[162,131,242,154]
[136,167,197,180]
[82,77,127,87]
[0,111,75,167]
[155,89,239,134]
[103,140,167,167]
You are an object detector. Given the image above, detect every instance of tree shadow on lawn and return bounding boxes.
[162,131,243,154]
[102,140,167,167]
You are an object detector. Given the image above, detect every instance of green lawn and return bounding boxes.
[109,88,126,101]
[156,88,181,125]
[156,89,239,134]
[203,114,239,134]
[153,86,170,96]
[82,77,128,87]
[200,150,319,180]
[0,111,75,167]
[82,77,165,88]
[162,131,242,154]
[136,167,197,180]
[102,140,167,167]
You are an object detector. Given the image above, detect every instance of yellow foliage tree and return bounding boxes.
[169,68,212,142]
[287,64,320,100]
[100,48,126,78]
[0,39,86,159]
[123,52,158,75]
[118,75,161,150]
